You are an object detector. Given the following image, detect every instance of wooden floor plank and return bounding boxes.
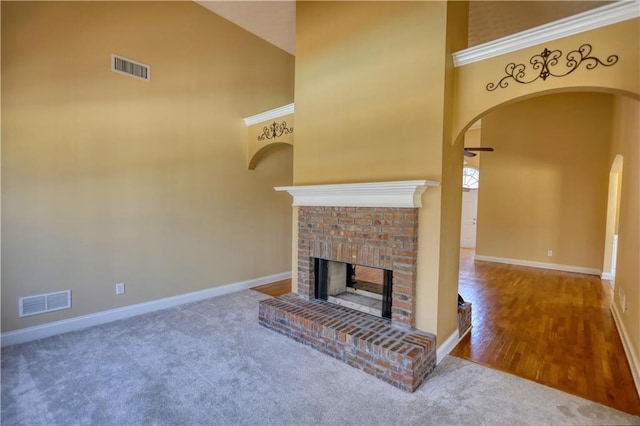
[451,248,640,415]
[251,279,292,297]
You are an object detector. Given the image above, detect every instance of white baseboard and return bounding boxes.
[601,272,614,280]
[0,271,291,348]
[437,328,468,365]
[474,255,601,276]
[610,302,640,397]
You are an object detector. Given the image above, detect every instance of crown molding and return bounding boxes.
[454,1,640,67]
[275,180,440,208]
[243,103,295,126]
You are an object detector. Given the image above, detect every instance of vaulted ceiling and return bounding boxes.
[468,1,613,46]
[195,1,614,55]
[195,1,296,54]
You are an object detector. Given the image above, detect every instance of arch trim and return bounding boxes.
[248,141,293,170]
[453,86,640,148]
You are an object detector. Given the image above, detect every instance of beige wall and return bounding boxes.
[294,1,450,186]
[609,95,640,373]
[463,127,481,168]
[434,0,469,343]
[476,93,612,270]
[1,1,294,333]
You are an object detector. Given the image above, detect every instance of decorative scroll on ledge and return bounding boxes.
[275,180,440,208]
[486,44,618,92]
[257,121,293,141]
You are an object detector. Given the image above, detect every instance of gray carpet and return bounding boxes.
[2,290,639,426]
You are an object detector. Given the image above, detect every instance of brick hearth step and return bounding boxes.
[258,293,436,392]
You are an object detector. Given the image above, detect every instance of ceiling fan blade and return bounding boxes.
[464,150,477,157]
[465,147,494,152]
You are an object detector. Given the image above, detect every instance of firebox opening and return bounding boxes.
[314,258,392,319]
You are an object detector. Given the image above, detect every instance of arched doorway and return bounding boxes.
[602,154,623,281]
[450,91,640,413]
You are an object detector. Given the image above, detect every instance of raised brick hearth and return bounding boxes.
[258,293,436,392]
[458,302,472,336]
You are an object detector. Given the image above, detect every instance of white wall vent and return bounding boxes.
[19,290,71,318]
[111,54,150,81]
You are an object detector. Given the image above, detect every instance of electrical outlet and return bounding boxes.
[547,250,553,257]
[116,283,125,295]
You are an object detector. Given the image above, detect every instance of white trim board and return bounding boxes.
[474,255,601,276]
[601,272,615,280]
[453,1,640,67]
[0,271,291,347]
[611,302,640,397]
[437,328,469,365]
[243,103,294,126]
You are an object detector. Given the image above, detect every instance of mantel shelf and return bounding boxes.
[275,180,440,208]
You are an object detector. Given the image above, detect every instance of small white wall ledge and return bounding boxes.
[275,180,440,208]
[243,103,295,126]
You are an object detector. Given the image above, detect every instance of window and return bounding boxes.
[462,166,479,189]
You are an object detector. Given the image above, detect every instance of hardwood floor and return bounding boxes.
[452,248,640,415]
[252,279,292,297]
[250,253,640,414]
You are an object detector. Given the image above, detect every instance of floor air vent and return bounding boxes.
[111,54,150,81]
[19,290,71,317]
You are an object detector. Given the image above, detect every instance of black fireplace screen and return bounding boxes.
[314,258,392,319]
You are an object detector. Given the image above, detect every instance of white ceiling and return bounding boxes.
[196,1,296,55]
[195,1,613,56]
[468,1,613,46]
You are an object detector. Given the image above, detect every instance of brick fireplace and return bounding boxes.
[298,205,419,327]
[259,181,442,392]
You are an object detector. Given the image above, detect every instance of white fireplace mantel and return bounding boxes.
[274,180,440,208]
